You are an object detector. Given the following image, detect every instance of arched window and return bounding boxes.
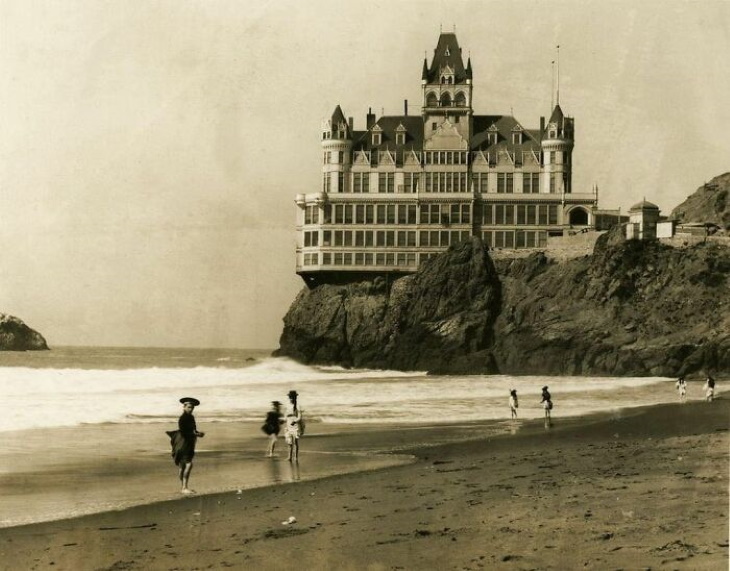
[455,92,466,107]
[440,92,452,107]
[426,92,438,107]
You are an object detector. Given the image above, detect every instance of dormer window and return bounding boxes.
[445,46,451,56]
[487,133,496,145]
[512,132,522,144]
[372,125,383,146]
[396,133,405,145]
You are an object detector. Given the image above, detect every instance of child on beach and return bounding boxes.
[284,390,303,462]
[704,375,716,402]
[262,401,283,457]
[540,386,553,424]
[676,376,687,402]
[509,389,519,419]
[166,397,205,495]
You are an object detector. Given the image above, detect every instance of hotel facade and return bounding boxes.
[296,32,597,285]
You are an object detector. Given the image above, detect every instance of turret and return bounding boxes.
[541,104,574,194]
[321,105,353,194]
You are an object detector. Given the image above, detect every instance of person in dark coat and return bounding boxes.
[166,397,205,494]
[263,401,283,457]
[540,386,553,424]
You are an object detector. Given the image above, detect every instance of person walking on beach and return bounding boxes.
[509,389,519,419]
[166,397,205,494]
[284,390,303,462]
[262,400,283,457]
[676,376,687,402]
[541,386,553,424]
[704,375,716,402]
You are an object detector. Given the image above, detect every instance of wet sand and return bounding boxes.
[0,398,728,570]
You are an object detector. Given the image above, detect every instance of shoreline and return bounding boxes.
[1,397,727,569]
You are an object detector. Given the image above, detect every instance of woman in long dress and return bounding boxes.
[284,390,303,462]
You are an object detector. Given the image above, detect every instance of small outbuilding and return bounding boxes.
[626,200,661,240]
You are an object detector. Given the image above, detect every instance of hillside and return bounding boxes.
[670,172,730,230]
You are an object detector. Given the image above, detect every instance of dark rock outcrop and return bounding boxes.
[491,229,729,376]
[0,314,49,351]
[275,238,501,373]
[670,172,730,230]
[276,231,729,377]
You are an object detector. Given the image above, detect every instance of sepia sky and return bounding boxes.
[1,0,728,349]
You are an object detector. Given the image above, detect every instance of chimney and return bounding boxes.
[404,99,408,116]
[348,117,354,132]
[540,116,545,138]
[366,107,375,129]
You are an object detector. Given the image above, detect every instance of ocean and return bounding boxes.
[0,346,683,433]
[0,346,690,527]
[0,347,684,432]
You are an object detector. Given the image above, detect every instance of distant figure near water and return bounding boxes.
[541,386,553,425]
[509,389,519,419]
[704,375,716,402]
[262,400,283,457]
[284,390,303,462]
[166,397,205,494]
[676,376,687,402]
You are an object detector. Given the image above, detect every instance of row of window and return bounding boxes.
[327,171,565,194]
[302,252,425,267]
[344,149,565,168]
[312,203,472,226]
[306,202,560,227]
[303,229,472,249]
[483,230,548,249]
[481,204,560,226]
[300,230,550,268]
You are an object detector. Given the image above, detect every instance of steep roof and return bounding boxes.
[425,32,468,84]
[353,115,424,151]
[547,104,564,125]
[471,115,540,152]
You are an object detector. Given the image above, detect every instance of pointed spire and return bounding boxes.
[422,57,429,80]
[466,57,473,79]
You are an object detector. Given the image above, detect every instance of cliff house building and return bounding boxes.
[296,32,597,285]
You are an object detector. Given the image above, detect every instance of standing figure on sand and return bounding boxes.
[541,386,553,425]
[284,390,304,462]
[704,375,716,402]
[166,397,205,495]
[676,376,687,402]
[262,401,283,457]
[509,389,519,419]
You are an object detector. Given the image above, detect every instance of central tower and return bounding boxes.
[421,32,473,142]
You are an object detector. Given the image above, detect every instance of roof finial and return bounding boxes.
[556,44,561,106]
[453,24,456,33]
[551,60,555,110]
[440,23,443,33]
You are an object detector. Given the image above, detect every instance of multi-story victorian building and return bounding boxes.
[296,32,597,286]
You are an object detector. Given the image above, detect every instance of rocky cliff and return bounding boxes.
[0,314,49,351]
[670,172,730,230]
[276,232,729,377]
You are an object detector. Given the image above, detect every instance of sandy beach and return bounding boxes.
[0,397,727,570]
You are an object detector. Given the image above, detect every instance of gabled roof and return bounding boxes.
[471,115,540,152]
[353,115,425,151]
[425,32,468,84]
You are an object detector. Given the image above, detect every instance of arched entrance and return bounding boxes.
[569,207,589,226]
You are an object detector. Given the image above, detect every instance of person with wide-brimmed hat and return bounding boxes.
[166,397,205,494]
[262,400,284,457]
[284,390,303,462]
